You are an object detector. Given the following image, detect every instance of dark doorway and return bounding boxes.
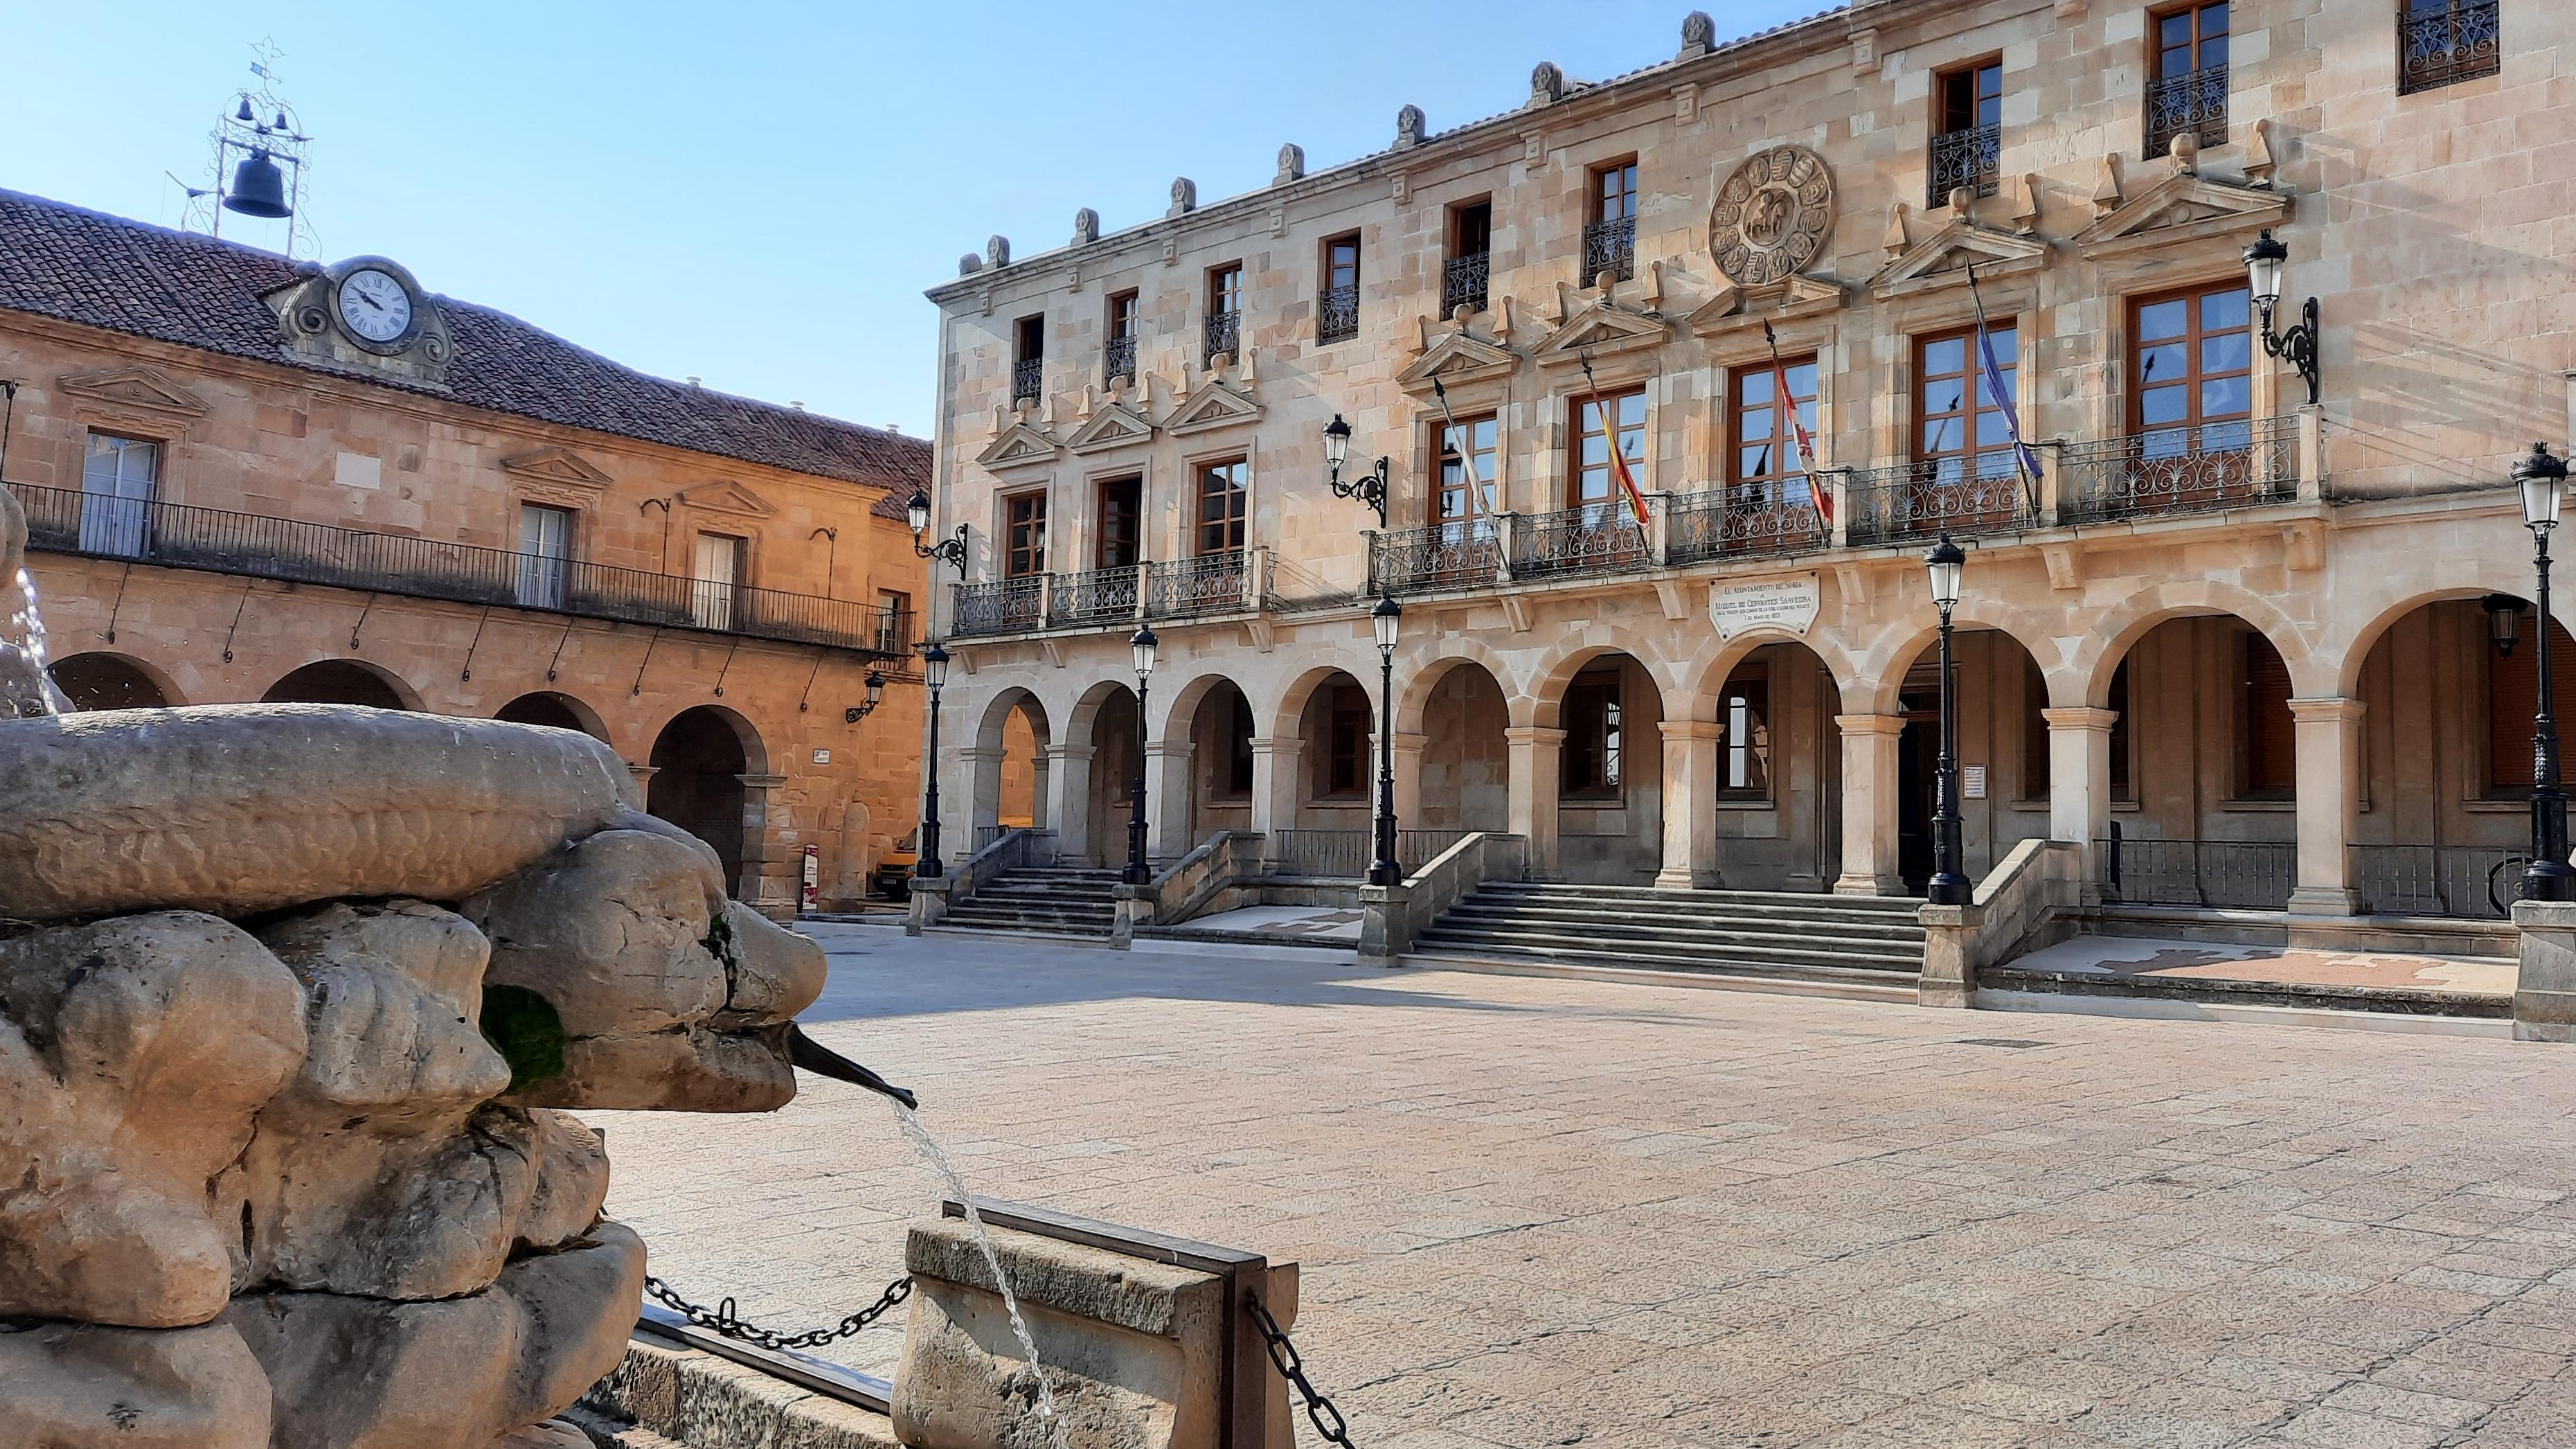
[1898,686,1937,896]
[497,691,600,738]
[263,660,410,709]
[647,706,752,896]
[48,652,172,710]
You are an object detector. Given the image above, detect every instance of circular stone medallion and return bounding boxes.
[1710,145,1836,287]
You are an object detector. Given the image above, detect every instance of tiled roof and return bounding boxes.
[0,188,930,493]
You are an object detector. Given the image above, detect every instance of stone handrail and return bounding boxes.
[1360,831,1527,964]
[906,826,1042,936]
[1916,836,2084,1007]
[1112,830,1262,948]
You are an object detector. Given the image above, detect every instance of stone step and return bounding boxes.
[1440,901,1925,940]
[1432,908,1925,952]
[1417,923,1922,973]
[1481,882,1922,914]
[1408,935,1922,989]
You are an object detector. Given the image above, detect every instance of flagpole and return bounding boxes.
[1964,260,2043,520]
[1429,377,1491,524]
[1762,320,1831,541]
[1577,353,1653,531]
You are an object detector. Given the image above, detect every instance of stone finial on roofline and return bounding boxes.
[1529,62,1564,107]
[1072,208,1099,246]
[957,252,983,276]
[984,235,1010,268]
[1168,177,1198,217]
[1276,143,1305,185]
[1395,105,1426,150]
[1681,10,1715,58]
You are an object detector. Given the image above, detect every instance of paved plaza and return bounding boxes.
[598,927,2576,1448]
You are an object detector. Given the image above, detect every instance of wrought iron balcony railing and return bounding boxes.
[1368,519,1503,596]
[952,576,1044,637]
[15,483,909,657]
[1581,217,1636,284]
[2399,0,2500,94]
[2063,416,2296,524]
[1047,563,1142,627]
[1317,284,1360,344]
[1514,500,1647,581]
[1147,551,1249,619]
[1665,485,1825,565]
[1103,334,1137,384]
[1843,452,2038,547]
[1441,252,1490,317]
[1010,357,1043,405]
[1203,311,1241,365]
[1927,121,2001,206]
[2144,62,2228,158]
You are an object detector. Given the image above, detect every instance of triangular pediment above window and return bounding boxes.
[2073,172,2289,259]
[57,365,210,418]
[1395,327,1521,396]
[1531,298,1670,368]
[499,445,613,490]
[974,418,1063,470]
[1164,376,1263,436]
[1685,274,1848,339]
[679,481,777,518]
[1870,223,2049,299]
[1064,400,1154,455]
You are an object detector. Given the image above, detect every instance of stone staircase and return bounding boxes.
[937,864,1122,937]
[1412,880,1927,997]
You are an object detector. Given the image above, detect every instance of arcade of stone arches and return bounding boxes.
[950,583,2575,919]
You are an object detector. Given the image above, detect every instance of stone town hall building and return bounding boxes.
[0,191,931,911]
[924,0,2564,943]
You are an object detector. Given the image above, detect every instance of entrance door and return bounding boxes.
[80,434,157,558]
[517,504,572,609]
[690,532,742,630]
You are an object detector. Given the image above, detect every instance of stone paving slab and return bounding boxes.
[592,927,2576,1448]
[1163,902,1363,941]
[2010,935,2516,997]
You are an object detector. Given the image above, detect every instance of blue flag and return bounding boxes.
[1965,263,2042,513]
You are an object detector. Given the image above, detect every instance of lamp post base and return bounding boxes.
[1926,873,1971,907]
[2524,857,2576,904]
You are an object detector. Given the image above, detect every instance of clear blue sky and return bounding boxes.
[11,1,1827,436]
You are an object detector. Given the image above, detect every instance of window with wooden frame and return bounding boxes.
[875,589,911,653]
[1930,58,2003,204]
[1322,682,1370,799]
[1205,263,1244,362]
[1561,666,1625,797]
[1728,358,1818,510]
[1195,459,1247,555]
[1568,390,1646,510]
[1012,314,1044,403]
[2147,1,2230,157]
[2131,283,2253,441]
[1444,199,1493,315]
[1720,671,1772,803]
[1318,234,1361,344]
[1584,159,1638,282]
[2487,619,2576,793]
[1003,491,1048,577]
[2239,630,2296,800]
[78,431,159,558]
[1432,413,1499,525]
[1105,290,1140,382]
[1913,326,2023,530]
[1095,476,1141,569]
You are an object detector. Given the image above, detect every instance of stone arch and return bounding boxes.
[646,704,767,897]
[1068,675,1141,739]
[1072,677,1143,867]
[1267,661,1377,740]
[971,686,1053,835]
[47,650,181,709]
[1407,657,1510,837]
[1523,625,1681,729]
[1676,626,1854,724]
[2334,583,2537,700]
[974,686,1053,754]
[1394,637,1517,734]
[1849,600,2068,716]
[2079,579,2316,708]
[494,689,607,740]
[262,658,422,711]
[1152,670,1243,747]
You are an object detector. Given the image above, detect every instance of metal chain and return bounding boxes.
[642,1274,913,1353]
[1246,1294,1357,1448]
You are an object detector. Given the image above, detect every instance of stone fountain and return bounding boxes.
[0,483,838,1447]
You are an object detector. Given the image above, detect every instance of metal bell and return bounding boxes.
[222,149,291,218]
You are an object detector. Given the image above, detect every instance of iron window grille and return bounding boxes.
[2063,416,2297,524]
[2399,0,2500,94]
[1010,357,1042,405]
[2144,62,2228,157]
[1103,335,1136,385]
[1581,216,1636,284]
[1928,122,2002,206]
[1318,283,1360,344]
[1203,310,1241,365]
[1441,252,1490,317]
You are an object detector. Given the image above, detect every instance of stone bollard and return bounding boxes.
[893,1214,1298,1449]
[2511,900,2576,1041]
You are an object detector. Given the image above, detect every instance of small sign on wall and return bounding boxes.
[812,748,832,765]
[1709,573,1822,637]
[1962,765,1987,799]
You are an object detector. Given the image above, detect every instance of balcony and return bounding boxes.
[1145,551,1249,619]
[1203,311,1240,366]
[1665,486,1825,565]
[954,575,1044,637]
[1103,334,1137,385]
[15,483,909,657]
[1317,283,1360,344]
[2399,0,2499,94]
[1843,451,2037,548]
[1047,562,1141,628]
[1010,357,1043,406]
[2144,62,2228,158]
[1581,217,1635,284]
[951,551,1306,640]
[1514,501,1647,581]
[1441,252,1490,317]
[1927,121,2001,206]
[2063,416,2296,524]
[1368,519,1502,595]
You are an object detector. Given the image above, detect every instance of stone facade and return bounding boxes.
[925,0,2572,918]
[0,195,930,909]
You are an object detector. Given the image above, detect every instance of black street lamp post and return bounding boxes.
[2518,442,2575,903]
[2242,229,2322,408]
[1924,535,1970,906]
[914,642,950,880]
[1368,596,1404,887]
[906,488,969,575]
[1125,625,1158,885]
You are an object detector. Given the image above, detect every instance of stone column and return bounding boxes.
[1506,724,1565,878]
[1148,741,1194,862]
[1833,714,1906,896]
[1044,743,1096,861]
[1390,729,1427,831]
[737,773,790,908]
[2287,696,2366,915]
[2043,706,2118,902]
[1030,753,1051,830]
[958,745,1005,838]
[623,762,659,812]
[1656,719,1722,889]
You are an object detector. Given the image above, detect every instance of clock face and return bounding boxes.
[338,268,413,344]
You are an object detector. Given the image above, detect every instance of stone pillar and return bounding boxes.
[737,773,791,910]
[2043,706,2118,901]
[1044,743,1096,861]
[1390,729,1427,832]
[1030,753,1051,830]
[1656,719,1722,889]
[2287,696,2366,915]
[958,745,1005,837]
[1147,741,1194,862]
[1506,724,1565,878]
[1833,714,1906,896]
[2512,900,2576,1042]
[1249,735,1302,844]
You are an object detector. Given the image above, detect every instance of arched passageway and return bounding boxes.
[496,690,605,738]
[1883,628,2050,896]
[2092,614,2298,909]
[1412,661,1509,850]
[1708,642,1841,891]
[262,659,414,709]
[1546,650,1662,884]
[48,652,175,710]
[1275,668,1375,877]
[647,706,758,897]
[1183,679,1255,842]
[969,689,1052,848]
[1083,685,1141,869]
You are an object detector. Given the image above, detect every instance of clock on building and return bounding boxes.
[337,267,414,345]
